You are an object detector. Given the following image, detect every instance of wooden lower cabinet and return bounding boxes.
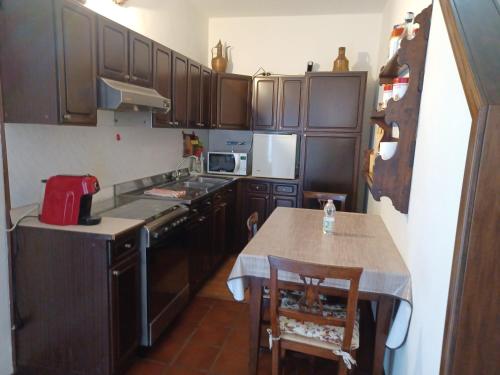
[109,253,141,375]
[14,226,141,375]
[239,179,300,249]
[272,195,298,210]
[187,212,211,294]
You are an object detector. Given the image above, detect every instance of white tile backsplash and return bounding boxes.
[5,110,209,207]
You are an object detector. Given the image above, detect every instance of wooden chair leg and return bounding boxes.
[337,362,348,375]
[272,341,281,375]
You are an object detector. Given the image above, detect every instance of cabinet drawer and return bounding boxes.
[273,183,298,196]
[108,231,140,266]
[247,181,270,193]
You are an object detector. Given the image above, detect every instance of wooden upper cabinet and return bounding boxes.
[129,31,153,87]
[217,73,252,130]
[97,17,129,82]
[252,77,279,130]
[55,1,97,125]
[97,17,153,88]
[172,52,189,127]
[210,72,218,128]
[1,0,97,125]
[301,133,360,211]
[304,72,367,132]
[201,67,212,129]
[152,43,172,127]
[278,76,305,131]
[187,60,202,128]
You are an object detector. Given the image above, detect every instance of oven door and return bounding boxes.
[207,153,239,174]
[142,225,190,346]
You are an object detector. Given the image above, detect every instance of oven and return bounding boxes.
[140,207,190,346]
[207,152,249,176]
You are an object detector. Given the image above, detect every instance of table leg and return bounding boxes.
[373,296,394,375]
[248,277,263,375]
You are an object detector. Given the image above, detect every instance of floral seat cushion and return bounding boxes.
[266,288,360,350]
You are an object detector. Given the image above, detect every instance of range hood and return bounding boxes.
[97,77,171,113]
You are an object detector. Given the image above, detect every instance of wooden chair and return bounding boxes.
[303,191,348,211]
[267,256,363,375]
[247,212,259,241]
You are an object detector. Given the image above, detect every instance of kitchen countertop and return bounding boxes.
[17,216,144,240]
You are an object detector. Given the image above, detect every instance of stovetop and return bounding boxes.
[100,199,182,222]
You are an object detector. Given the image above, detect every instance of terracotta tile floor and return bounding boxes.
[127,297,345,375]
[126,258,374,375]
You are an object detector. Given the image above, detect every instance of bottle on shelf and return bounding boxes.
[322,200,336,235]
[388,25,405,59]
[404,12,419,40]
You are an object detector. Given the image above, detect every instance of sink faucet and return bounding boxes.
[173,155,199,180]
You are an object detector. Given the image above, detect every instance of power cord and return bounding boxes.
[4,205,39,232]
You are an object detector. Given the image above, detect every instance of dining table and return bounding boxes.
[227,207,412,375]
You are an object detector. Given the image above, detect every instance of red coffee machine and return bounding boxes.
[40,175,102,226]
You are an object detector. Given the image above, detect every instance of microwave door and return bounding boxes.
[209,153,236,174]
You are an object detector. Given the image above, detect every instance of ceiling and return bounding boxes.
[187,0,388,18]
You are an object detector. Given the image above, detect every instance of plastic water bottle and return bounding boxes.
[322,199,336,235]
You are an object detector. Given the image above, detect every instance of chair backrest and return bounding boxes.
[247,212,259,241]
[303,191,348,211]
[268,255,362,352]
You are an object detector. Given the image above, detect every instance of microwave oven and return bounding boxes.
[207,152,249,176]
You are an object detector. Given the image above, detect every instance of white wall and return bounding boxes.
[84,0,208,63]
[6,112,209,207]
[367,1,472,374]
[209,14,384,209]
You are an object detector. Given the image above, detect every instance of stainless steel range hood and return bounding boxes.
[97,77,171,113]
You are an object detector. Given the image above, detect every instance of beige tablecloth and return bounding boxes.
[227,207,413,349]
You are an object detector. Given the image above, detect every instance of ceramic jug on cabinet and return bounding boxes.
[211,40,230,73]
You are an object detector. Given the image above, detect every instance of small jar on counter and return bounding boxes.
[392,77,409,101]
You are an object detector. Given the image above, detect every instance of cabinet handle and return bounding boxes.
[131,76,138,81]
[124,242,133,249]
[124,74,130,80]
[112,270,120,276]
[63,114,72,120]
[196,122,204,127]
[198,216,206,222]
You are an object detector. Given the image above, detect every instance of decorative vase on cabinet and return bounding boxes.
[211,40,229,73]
[332,47,349,72]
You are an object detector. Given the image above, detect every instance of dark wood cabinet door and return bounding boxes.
[211,203,227,268]
[187,60,202,128]
[271,195,298,213]
[304,72,367,132]
[172,52,189,127]
[129,31,153,87]
[201,66,212,128]
[252,77,279,130]
[109,252,140,374]
[97,16,129,82]
[187,214,211,293]
[217,73,252,130]
[278,76,305,131]
[210,72,218,128]
[302,133,360,211]
[152,43,172,127]
[245,192,271,229]
[55,0,97,125]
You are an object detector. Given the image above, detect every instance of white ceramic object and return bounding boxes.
[379,141,398,160]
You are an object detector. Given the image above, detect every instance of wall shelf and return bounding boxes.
[365,5,433,214]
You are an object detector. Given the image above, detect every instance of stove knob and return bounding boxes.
[163,226,170,233]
